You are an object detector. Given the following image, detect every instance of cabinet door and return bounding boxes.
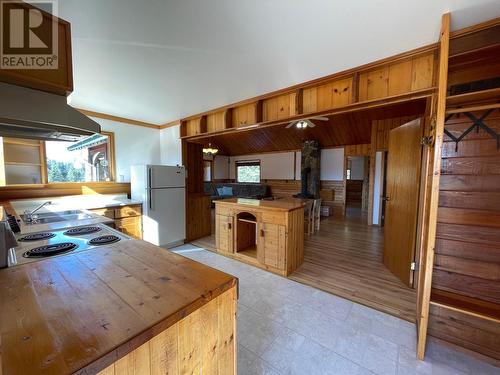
[258,223,286,269]
[216,215,234,254]
[115,217,142,239]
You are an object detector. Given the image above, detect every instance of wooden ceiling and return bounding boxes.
[192,99,427,155]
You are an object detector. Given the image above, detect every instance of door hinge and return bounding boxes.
[410,262,417,271]
[420,136,433,146]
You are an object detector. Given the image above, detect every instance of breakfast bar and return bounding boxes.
[215,198,305,276]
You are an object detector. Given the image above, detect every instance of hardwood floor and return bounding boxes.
[291,206,416,322]
[190,206,416,322]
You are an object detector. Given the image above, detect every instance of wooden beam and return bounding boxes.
[416,12,450,361]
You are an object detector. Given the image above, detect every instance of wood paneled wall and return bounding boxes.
[264,179,344,206]
[183,141,212,241]
[98,286,237,375]
[429,110,500,360]
[371,116,420,151]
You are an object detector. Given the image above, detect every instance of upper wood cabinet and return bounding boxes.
[232,102,259,128]
[179,50,436,139]
[303,77,353,114]
[358,53,434,101]
[207,111,227,133]
[0,3,73,96]
[262,92,297,122]
[182,116,207,137]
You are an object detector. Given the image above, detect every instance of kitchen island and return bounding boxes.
[0,239,237,374]
[215,198,305,276]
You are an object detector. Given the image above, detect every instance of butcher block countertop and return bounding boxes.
[216,198,306,212]
[0,240,237,375]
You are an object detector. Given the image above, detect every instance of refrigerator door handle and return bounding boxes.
[148,190,153,210]
[148,167,153,188]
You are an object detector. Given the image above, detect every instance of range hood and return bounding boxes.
[0,82,101,141]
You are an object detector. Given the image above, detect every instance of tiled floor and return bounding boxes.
[172,244,499,375]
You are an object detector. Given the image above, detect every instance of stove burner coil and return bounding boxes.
[63,226,102,236]
[23,242,78,258]
[88,235,121,246]
[18,232,56,241]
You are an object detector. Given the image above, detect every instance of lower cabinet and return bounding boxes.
[216,214,234,254]
[115,216,142,239]
[258,223,286,269]
[90,204,143,239]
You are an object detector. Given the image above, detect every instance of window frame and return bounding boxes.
[235,160,261,183]
[0,131,116,187]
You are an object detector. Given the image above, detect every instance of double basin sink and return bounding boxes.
[20,210,94,224]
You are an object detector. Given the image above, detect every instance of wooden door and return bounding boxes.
[383,119,423,286]
[216,215,234,254]
[257,223,285,269]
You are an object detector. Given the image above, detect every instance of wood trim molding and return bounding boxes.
[101,131,116,182]
[76,108,163,129]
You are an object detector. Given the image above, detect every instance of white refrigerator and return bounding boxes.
[131,165,186,247]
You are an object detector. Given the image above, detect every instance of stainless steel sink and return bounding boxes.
[20,210,93,224]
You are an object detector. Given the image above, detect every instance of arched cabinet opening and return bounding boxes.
[236,212,257,258]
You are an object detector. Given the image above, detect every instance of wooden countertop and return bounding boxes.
[0,240,237,375]
[215,198,306,212]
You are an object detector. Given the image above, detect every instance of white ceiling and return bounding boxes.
[57,0,500,124]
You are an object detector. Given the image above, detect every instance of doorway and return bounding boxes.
[345,155,370,215]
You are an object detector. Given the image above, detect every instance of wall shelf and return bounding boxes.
[430,289,500,323]
[446,87,500,108]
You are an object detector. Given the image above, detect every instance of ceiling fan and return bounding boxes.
[285,116,328,129]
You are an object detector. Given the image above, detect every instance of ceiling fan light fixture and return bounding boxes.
[296,120,308,129]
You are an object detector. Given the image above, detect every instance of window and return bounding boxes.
[203,160,213,182]
[0,131,115,186]
[346,159,352,180]
[236,160,260,183]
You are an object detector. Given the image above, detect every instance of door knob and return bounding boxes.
[381,196,391,201]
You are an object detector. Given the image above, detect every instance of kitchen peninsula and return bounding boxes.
[215,198,305,276]
[0,239,237,374]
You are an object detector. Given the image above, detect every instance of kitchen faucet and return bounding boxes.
[24,201,52,223]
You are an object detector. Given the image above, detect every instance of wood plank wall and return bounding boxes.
[371,116,420,151]
[429,110,500,360]
[184,141,212,241]
[263,179,344,211]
